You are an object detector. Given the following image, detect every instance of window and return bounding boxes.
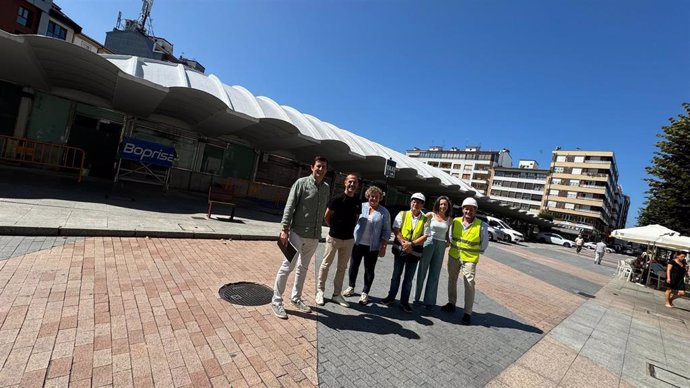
[567,192,577,199]
[200,144,224,175]
[570,180,580,186]
[549,189,559,196]
[464,164,472,170]
[547,201,556,208]
[556,156,566,162]
[574,156,585,163]
[47,21,67,40]
[552,178,562,185]
[554,167,564,173]
[572,168,582,175]
[17,7,32,27]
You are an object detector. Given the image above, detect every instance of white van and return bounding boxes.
[483,215,524,243]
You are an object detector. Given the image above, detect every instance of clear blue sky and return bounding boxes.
[59,0,690,227]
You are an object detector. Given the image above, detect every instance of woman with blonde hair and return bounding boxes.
[343,186,391,305]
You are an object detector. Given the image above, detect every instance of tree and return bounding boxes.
[538,210,554,221]
[637,103,690,235]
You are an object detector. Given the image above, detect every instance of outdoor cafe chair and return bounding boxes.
[648,263,667,289]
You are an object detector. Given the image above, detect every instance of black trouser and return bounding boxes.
[348,244,379,294]
[386,254,420,305]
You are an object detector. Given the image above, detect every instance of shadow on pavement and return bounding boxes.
[422,308,544,334]
[292,306,424,339]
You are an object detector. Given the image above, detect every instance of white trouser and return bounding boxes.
[273,231,319,305]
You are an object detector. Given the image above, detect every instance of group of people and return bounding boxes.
[271,156,487,325]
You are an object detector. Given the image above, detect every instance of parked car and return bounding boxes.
[623,246,643,256]
[536,232,576,248]
[487,225,508,242]
[477,214,524,243]
[584,241,616,253]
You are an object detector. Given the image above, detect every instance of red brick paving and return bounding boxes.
[479,255,586,332]
[0,238,317,387]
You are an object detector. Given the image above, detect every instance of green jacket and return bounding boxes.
[281,175,330,239]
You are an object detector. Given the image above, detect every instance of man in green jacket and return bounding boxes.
[272,156,330,319]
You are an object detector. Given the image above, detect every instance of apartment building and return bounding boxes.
[406,146,511,194]
[0,0,53,35]
[542,149,627,238]
[488,160,548,215]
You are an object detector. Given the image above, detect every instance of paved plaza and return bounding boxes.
[1,172,690,387]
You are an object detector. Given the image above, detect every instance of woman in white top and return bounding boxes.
[414,196,452,310]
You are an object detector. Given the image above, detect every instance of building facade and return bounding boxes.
[0,0,53,36]
[406,146,512,194]
[542,149,627,238]
[488,160,548,216]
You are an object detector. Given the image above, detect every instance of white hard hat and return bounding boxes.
[462,197,478,208]
[411,193,426,203]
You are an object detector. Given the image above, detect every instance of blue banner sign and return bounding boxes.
[119,137,175,168]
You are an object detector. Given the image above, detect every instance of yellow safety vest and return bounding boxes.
[397,211,427,257]
[448,218,482,263]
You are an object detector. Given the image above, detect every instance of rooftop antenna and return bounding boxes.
[139,0,154,32]
[115,11,122,30]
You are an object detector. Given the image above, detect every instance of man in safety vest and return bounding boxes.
[381,192,428,313]
[441,197,489,325]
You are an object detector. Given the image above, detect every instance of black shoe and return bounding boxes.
[424,304,435,311]
[440,303,456,312]
[461,313,472,325]
[381,297,395,306]
[401,303,413,313]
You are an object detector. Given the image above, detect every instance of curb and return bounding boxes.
[0,226,279,241]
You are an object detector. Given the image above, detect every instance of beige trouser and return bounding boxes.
[317,236,355,295]
[447,256,477,315]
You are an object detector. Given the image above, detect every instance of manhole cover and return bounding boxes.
[219,282,273,306]
[575,291,595,298]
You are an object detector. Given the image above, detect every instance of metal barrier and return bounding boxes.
[0,135,85,182]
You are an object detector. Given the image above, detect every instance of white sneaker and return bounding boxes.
[290,299,312,313]
[315,290,325,306]
[331,295,350,307]
[359,293,368,305]
[342,287,355,297]
[271,304,287,319]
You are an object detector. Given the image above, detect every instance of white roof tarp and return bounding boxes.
[610,224,678,245]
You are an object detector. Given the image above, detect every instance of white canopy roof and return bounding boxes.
[654,235,690,252]
[610,224,678,245]
[0,31,554,225]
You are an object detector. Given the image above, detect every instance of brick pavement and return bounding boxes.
[0,237,317,387]
[0,237,627,387]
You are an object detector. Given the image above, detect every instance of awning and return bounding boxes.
[0,30,552,226]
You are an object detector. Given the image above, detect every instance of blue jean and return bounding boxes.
[415,239,446,306]
[386,254,420,305]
